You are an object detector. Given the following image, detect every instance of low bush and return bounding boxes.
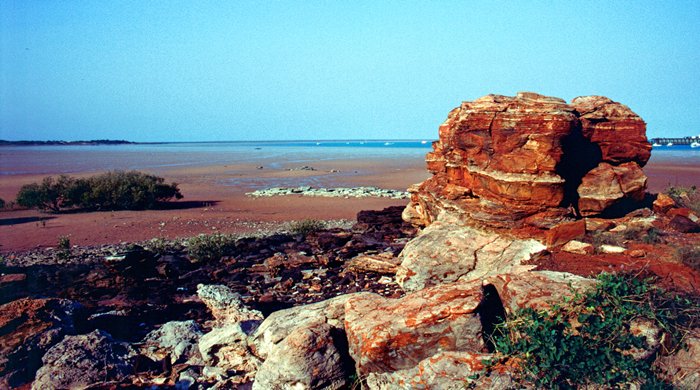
[15,171,182,212]
[286,219,326,236]
[665,185,700,214]
[487,272,699,388]
[144,237,182,255]
[57,235,71,259]
[185,233,238,262]
[0,198,5,209]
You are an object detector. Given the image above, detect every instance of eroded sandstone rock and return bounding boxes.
[396,220,546,292]
[405,92,651,230]
[344,279,485,376]
[250,293,368,360]
[365,351,514,390]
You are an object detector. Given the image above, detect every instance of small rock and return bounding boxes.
[600,244,626,254]
[561,240,594,255]
[627,249,646,258]
[653,193,676,214]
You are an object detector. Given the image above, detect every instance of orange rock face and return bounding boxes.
[405,92,651,231]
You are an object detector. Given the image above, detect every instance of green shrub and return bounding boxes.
[185,233,238,262]
[56,235,71,259]
[0,198,5,209]
[16,175,76,212]
[144,237,182,255]
[488,273,699,388]
[286,219,326,236]
[15,171,182,212]
[665,185,700,214]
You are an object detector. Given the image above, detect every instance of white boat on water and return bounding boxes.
[666,142,673,146]
[652,142,661,147]
[691,141,700,148]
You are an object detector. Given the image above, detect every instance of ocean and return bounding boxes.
[0,140,698,176]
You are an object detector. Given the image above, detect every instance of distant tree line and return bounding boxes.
[15,171,183,212]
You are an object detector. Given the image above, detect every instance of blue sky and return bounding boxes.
[1,1,699,142]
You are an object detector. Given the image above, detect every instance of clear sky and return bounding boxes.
[1,1,699,142]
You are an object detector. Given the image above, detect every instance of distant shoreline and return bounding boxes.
[0,139,135,146]
[0,139,436,146]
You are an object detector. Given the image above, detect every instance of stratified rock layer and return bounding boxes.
[404,92,651,230]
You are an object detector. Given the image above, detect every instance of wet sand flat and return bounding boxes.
[0,153,697,252]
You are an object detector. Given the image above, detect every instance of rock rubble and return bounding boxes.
[247,186,409,199]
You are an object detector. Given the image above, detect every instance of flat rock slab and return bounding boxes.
[344,279,485,376]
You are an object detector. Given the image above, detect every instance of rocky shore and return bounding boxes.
[2,93,699,389]
[247,186,409,199]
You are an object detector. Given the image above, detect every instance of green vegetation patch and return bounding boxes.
[285,219,327,236]
[487,273,699,389]
[185,233,239,262]
[16,171,182,212]
[665,185,700,214]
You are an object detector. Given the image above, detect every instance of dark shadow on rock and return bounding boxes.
[478,284,507,353]
[598,193,655,219]
[556,123,602,216]
[0,216,56,226]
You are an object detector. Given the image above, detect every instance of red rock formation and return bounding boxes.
[404,92,651,231]
[571,95,651,166]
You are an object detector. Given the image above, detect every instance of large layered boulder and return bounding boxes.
[405,92,651,230]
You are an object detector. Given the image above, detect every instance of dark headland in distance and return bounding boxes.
[0,139,437,146]
[0,139,135,146]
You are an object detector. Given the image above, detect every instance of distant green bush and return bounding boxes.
[286,219,326,236]
[185,233,238,262]
[57,235,71,259]
[16,171,182,212]
[0,198,5,209]
[144,237,183,255]
[487,273,699,388]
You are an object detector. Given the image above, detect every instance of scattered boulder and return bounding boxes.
[199,322,261,382]
[250,293,369,360]
[253,322,353,390]
[562,240,594,255]
[653,193,676,214]
[344,252,401,275]
[140,320,203,366]
[197,284,264,327]
[32,329,136,390]
[344,278,485,376]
